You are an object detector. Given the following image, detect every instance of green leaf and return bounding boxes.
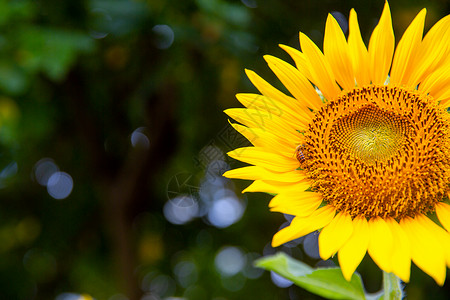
[0,62,27,94]
[16,26,95,80]
[0,0,35,27]
[255,253,366,300]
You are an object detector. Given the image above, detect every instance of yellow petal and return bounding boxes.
[385,218,411,283]
[223,166,307,183]
[419,63,450,101]
[242,179,310,194]
[324,13,354,90]
[368,1,395,85]
[319,211,353,260]
[348,9,370,86]
[415,214,450,268]
[264,55,323,111]
[235,93,284,117]
[390,9,426,86]
[227,147,299,173]
[436,91,450,107]
[269,192,322,217]
[367,217,393,273]
[338,217,369,281]
[228,121,295,154]
[224,108,306,140]
[400,216,446,286]
[269,191,321,208]
[245,69,308,115]
[279,44,312,80]
[236,93,313,125]
[407,14,450,86]
[436,202,450,232]
[272,205,336,247]
[228,121,260,146]
[299,32,341,101]
[439,97,450,108]
[270,200,321,217]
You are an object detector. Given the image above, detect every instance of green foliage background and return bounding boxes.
[0,0,449,299]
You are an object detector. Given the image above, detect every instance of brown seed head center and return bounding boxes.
[332,105,410,164]
[300,85,450,219]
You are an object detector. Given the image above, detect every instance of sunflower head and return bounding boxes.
[224,1,450,286]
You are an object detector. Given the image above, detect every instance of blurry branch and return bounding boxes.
[105,79,178,300]
[63,66,178,299]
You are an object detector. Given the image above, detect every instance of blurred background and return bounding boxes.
[1,0,450,299]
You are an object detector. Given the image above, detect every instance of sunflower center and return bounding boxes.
[300,85,450,219]
[332,105,409,164]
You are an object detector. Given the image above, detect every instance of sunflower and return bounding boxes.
[223,1,450,285]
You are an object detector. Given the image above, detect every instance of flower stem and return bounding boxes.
[383,271,403,300]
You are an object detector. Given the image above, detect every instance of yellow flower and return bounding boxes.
[224,1,450,285]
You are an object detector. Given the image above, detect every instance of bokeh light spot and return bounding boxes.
[163,195,199,225]
[207,195,244,228]
[303,231,321,259]
[270,271,293,288]
[131,127,150,149]
[174,261,198,288]
[214,246,246,277]
[56,293,94,300]
[33,158,59,186]
[47,172,74,199]
[150,274,174,296]
[152,25,174,49]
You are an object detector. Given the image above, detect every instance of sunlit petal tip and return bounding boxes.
[367,217,393,273]
[338,217,369,281]
[271,216,306,247]
[278,44,310,78]
[299,32,341,101]
[221,170,233,179]
[263,54,323,111]
[407,14,450,87]
[368,1,395,85]
[348,8,370,86]
[222,167,255,180]
[401,217,447,286]
[241,181,260,193]
[318,211,353,260]
[272,206,336,247]
[382,0,392,17]
[262,54,272,62]
[385,218,411,282]
[416,213,450,269]
[390,8,427,85]
[324,12,355,90]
